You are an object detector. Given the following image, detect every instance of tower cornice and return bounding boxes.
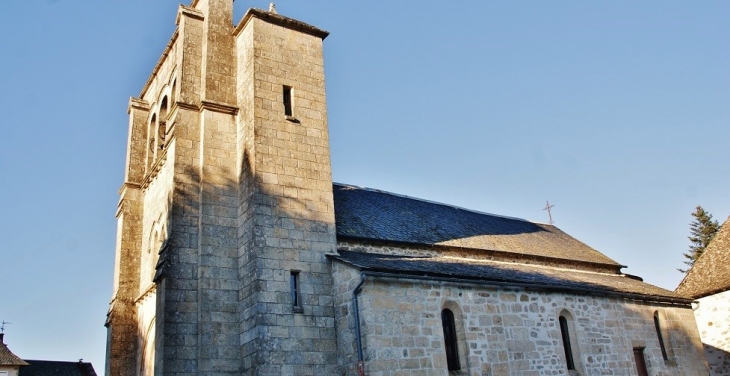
[200,100,239,115]
[128,97,150,113]
[234,8,329,39]
[177,5,204,24]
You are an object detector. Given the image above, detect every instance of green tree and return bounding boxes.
[679,205,720,273]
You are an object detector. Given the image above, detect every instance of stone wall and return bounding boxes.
[111,2,339,374]
[694,289,730,375]
[234,12,338,375]
[107,3,181,372]
[140,141,174,293]
[135,142,174,376]
[333,261,709,376]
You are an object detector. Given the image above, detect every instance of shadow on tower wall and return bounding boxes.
[151,140,337,374]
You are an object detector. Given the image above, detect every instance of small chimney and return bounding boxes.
[0,333,4,344]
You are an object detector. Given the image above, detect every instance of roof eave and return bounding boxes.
[328,256,692,307]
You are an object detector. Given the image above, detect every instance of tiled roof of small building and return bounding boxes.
[676,216,730,299]
[331,251,689,303]
[19,360,97,376]
[0,334,28,366]
[333,184,622,267]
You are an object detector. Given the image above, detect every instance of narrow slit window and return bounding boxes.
[290,271,300,308]
[441,308,461,371]
[283,85,293,116]
[654,312,668,361]
[559,316,575,370]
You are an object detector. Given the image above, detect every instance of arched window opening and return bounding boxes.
[158,97,168,150]
[147,114,157,170]
[153,231,164,281]
[654,311,668,361]
[159,96,168,120]
[171,79,177,105]
[441,308,460,371]
[559,315,576,370]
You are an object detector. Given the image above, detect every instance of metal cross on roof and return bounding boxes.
[543,200,555,225]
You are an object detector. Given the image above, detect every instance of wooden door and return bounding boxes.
[633,348,648,376]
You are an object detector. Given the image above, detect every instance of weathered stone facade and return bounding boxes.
[107,2,710,375]
[107,1,335,375]
[693,290,730,375]
[333,232,711,376]
[333,260,708,376]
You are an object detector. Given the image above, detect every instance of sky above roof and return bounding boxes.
[0,0,728,370]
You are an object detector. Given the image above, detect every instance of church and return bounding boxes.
[105,1,710,375]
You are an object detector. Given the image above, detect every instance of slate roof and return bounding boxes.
[676,216,730,299]
[333,184,622,267]
[331,251,689,303]
[0,334,28,366]
[19,360,97,376]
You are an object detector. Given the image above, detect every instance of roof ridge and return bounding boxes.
[333,182,536,224]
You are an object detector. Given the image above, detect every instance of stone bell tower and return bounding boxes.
[106,1,338,374]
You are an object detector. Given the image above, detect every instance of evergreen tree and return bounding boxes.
[679,205,720,273]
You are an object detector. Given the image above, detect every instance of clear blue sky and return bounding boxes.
[1,0,728,370]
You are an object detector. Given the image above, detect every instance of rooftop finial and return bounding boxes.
[269,2,277,14]
[543,200,555,225]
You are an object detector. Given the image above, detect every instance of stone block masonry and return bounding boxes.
[333,261,708,376]
[107,1,712,376]
[108,1,337,375]
[234,11,337,376]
